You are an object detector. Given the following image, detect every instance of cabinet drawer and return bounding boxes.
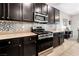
[24,36,36,44]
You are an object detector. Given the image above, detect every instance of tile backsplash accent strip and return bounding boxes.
[0,20,34,32]
[0,21,16,31]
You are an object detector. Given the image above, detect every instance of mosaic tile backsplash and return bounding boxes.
[0,20,56,32]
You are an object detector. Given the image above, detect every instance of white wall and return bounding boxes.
[71,14,79,40]
[59,11,71,31]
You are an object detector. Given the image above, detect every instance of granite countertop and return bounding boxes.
[48,30,65,33]
[0,31,37,40]
[0,29,65,40]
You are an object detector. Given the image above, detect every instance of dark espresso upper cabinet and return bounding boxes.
[0,3,60,23]
[0,3,23,21]
[54,8,60,23]
[33,3,48,15]
[0,3,3,20]
[41,3,48,15]
[23,3,33,22]
[0,3,7,20]
[9,3,22,21]
[33,3,42,14]
[48,6,55,24]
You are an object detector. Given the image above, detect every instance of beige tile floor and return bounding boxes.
[47,39,79,56]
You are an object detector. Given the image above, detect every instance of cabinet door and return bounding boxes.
[23,3,33,21]
[7,45,20,56]
[55,8,60,23]
[0,3,5,20]
[0,39,11,56]
[5,3,9,20]
[7,38,23,56]
[48,6,55,24]
[53,33,60,48]
[23,36,36,56]
[9,3,22,21]
[42,3,48,15]
[33,3,42,13]
[59,33,64,45]
[7,38,19,56]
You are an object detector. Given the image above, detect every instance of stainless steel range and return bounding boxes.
[31,26,53,53]
[31,26,53,40]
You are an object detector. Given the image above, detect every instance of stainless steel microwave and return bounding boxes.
[34,12,48,23]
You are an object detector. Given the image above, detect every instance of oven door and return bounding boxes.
[38,37,53,52]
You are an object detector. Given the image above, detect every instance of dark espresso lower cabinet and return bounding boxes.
[53,32,64,48]
[64,31,72,39]
[0,39,11,56]
[53,33,60,48]
[23,36,37,56]
[59,32,64,45]
[0,38,23,56]
[0,35,37,56]
[7,38,23,56]
[7,45,20,56]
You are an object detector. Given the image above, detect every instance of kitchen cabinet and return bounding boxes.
[7,38,23,56]
[0,3,8,20]
[0,3,34,22]
[41,3,48,15]
[9,3,22,21]
[58,32,64,45]
[0,39,11,56]
[0,3,4,20]
[53,32,64,48]
[0,38,23,56]
[23,3,33,22]
[33,3,42,14]
[53,33,60,48]
[64,31,72,39]
[0,35,37,56]
[0,3,22,21]
[54,8,60,23]
[48,5,55,24]
[0,3,60,23]
[33,3,48,15]
[23,35,37,56]
[5,3,9,20]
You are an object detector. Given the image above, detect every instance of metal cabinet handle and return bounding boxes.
[8,41,11,44]
[8,3,9,19]
[19,44,21,47]
[7,17,9,19]
[2,16,4,18]
[30,38,31,40]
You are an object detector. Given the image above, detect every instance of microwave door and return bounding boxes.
[35,15,44,22]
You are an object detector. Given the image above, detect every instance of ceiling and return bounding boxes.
[47,3,79,15]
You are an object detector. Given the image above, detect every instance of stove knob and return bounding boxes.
[19,44,21,47]
[30,38,31,40]
[8,41,11,44]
